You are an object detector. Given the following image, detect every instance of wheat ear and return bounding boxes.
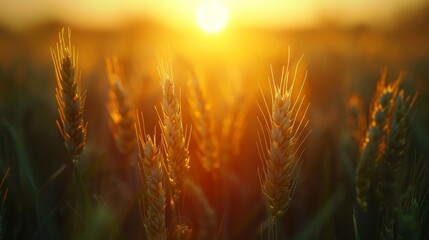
[375,87,415,212]
[355,70,398,210]
[187,75,219,172]
[106,57,136,161]
[347,94,367,148]
[158,59,190,197]
[258,55,310,222]
[135,112,167,240]
[51,28,87,165]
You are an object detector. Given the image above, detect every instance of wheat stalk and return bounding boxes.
[0,168,9,240]
[397,155,429,240]
[158,58,190,197]
[184,179,216,239]
[355,69,398,211]
[135,112,167,240]
[106,57,136,162]
[51,28,87,165]
[258,54,310,223]
[187,75,219,172]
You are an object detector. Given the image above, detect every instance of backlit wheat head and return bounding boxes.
[355,69,399,211]
[51,28,87,165]
[258,54,310,222]
[187,76,219,172]
[106,57,136,161]
[375,86,415,211]
[158,59,190,197]
[135,112,167,240]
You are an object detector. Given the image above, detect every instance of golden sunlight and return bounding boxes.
[196,0,228,33]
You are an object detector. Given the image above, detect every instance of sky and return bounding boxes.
[0,0,426,31]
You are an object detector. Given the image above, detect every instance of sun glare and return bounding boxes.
[196,0,228,34]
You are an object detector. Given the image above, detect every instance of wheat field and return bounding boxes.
[1,4,429,240]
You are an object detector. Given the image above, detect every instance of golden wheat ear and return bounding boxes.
[106,57,136,163]
[51,27,87,165]
[135,111,167,240]
[355,69,399,211]
[187,74,219,172]
[157,58,191,198]
[258,53,310,222]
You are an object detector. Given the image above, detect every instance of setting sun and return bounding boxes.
[196,0,228,33]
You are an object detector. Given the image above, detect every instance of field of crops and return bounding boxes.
[1,3,429,239]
